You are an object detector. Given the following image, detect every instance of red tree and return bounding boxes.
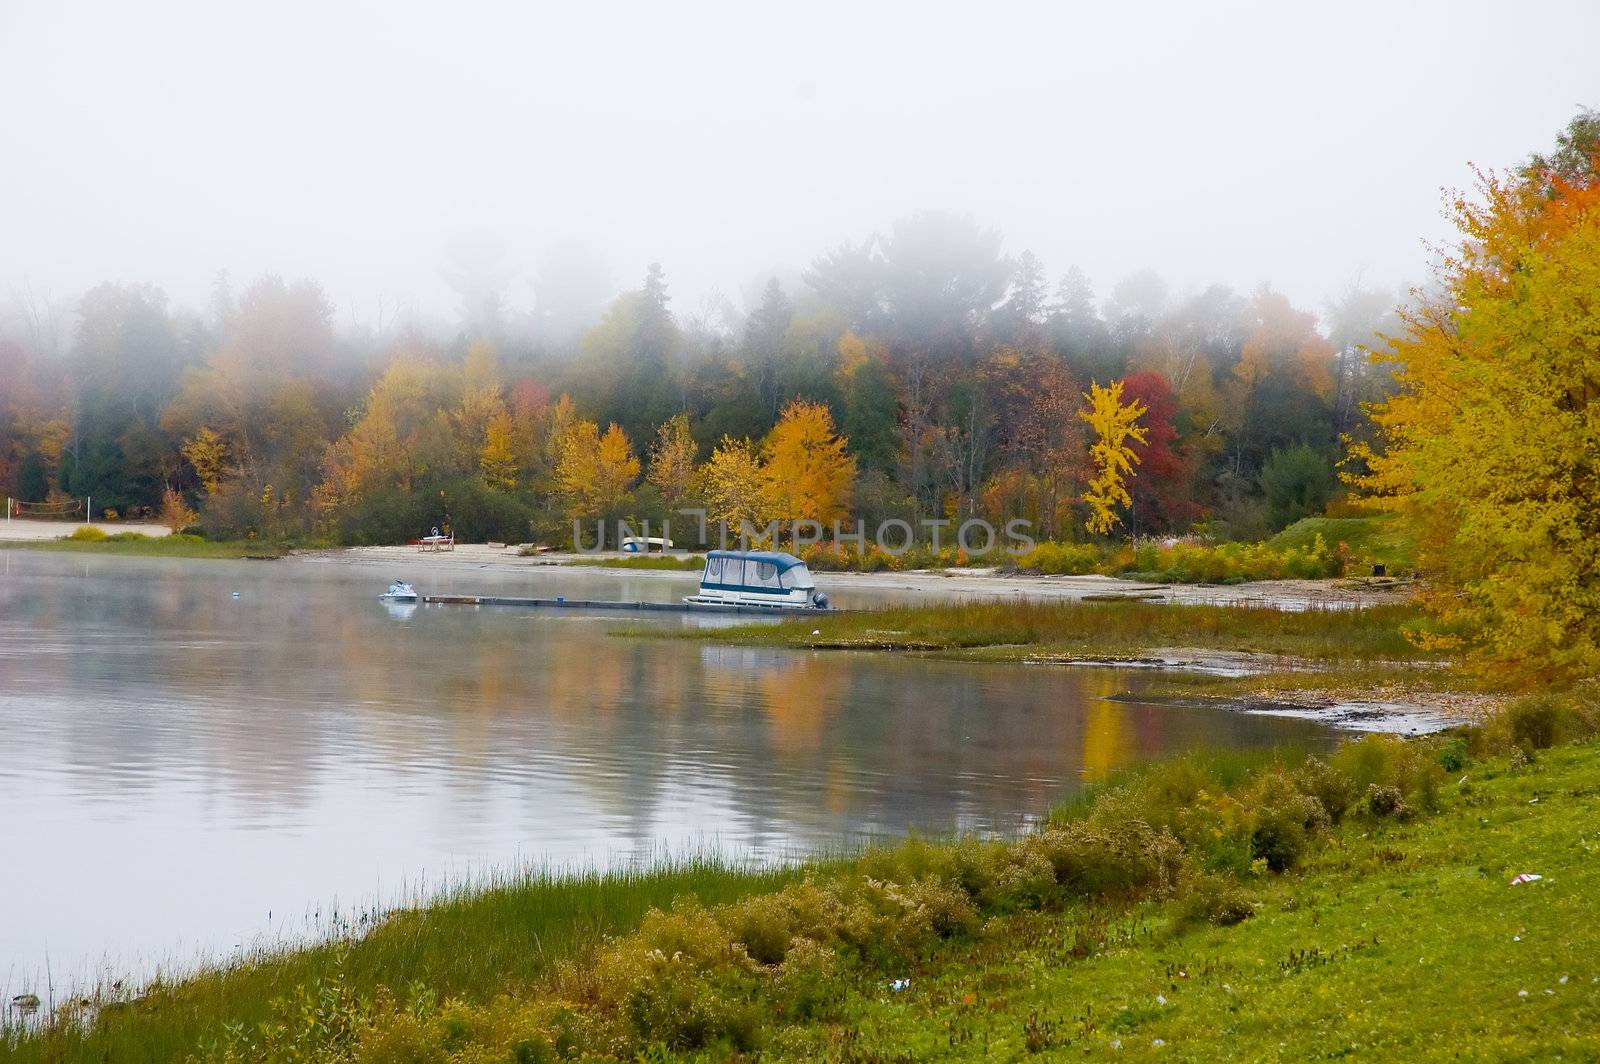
[1119,370,1197,533]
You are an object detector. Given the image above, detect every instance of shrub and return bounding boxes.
[1172,873,1255,929]
[727,892,797,965]
[771,937,841,1022]
[1363,783,1411,820]
[1248,771,1328,873]
[1292,756,1359,823]
[1170,790,1257,876]
[1022,813,1186,899]
[1330,734,1398,792]
[1437,736,1470,773]
[67,525,108,541]
[1507,696,1564,750]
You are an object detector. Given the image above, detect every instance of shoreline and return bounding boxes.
[317,543,1409,609]
[12,705,1595,1062]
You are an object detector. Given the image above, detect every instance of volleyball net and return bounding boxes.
[6,498,86,520]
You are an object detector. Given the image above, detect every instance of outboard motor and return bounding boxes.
[812,591,830,610]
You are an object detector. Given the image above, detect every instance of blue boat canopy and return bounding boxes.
[702,550,815,592]
[705,549,807,571]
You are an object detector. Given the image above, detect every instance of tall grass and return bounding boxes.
[672,598,1442,663]
[570,554,707,571]
[1,532,286,559]
[2,857,802,1064]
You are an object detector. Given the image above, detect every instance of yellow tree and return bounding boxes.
[648,413,697,509]
[555,419,639,519]
[479,411,518,491]
[1353,129,1600,687]
[457,339,504,449]
[698,436,772,536]
[313,354,459,515]
[181,427,229,494]
[1078,380,1148,535]
[762,400,856,526]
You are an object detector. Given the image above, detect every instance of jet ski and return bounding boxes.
[379,580,418,602]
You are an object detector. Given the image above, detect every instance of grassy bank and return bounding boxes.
[0,531,287,559]
[1268,513,1416,573]
[2,860,804,1064]
[10,693,1595,1062]
[633,598,1448,667]
[564,554,707,571]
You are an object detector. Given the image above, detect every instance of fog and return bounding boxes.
[2,0,1596,328]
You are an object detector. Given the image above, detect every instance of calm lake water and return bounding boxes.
[0,551,1335,993]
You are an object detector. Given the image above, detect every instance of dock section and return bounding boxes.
[423,594,835,616]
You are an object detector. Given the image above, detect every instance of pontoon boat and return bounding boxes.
[685,550,830,610]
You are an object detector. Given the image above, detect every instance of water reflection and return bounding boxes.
[0,552,1334,990]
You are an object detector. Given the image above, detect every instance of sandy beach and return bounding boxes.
[0,517,172,541]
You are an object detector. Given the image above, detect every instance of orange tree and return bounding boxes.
[1353,113,1600,687]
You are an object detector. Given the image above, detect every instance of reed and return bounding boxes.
[570,554,707,571]
[0,532,287,559]
[1,857,801,1064]
[655,598,1445,665]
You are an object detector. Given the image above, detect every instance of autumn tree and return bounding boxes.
[1016,354,1088,539]
[1354,113,1600,686]
[647,413,697,510]
[181,427,229,494]
[159,483,198,531]
[479,412,518,491]
[1079,379,1148,535]
[554,419,639,520]
[1119,370,1195,533]
[162,275,341,525]
[314,354,461,513]
[763,400,857,527]
[697,436,772,537]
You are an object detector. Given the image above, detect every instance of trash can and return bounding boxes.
[1372,563,1386,577]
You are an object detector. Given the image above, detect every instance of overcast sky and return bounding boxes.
[2,0,1595,331]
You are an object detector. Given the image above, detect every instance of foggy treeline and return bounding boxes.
[0,211,1403,545]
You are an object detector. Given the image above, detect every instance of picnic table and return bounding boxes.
[418,533,455,552]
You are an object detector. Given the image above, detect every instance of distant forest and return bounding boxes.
[0,213,1404,546]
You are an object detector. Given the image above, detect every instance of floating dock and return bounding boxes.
[423,594,836,616]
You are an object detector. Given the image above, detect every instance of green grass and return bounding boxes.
[786,742,1600,1061]
[0,532,287,559]
[1,858,805,1064]
[634,598,1447,666]
[1269,513,1416,572]
[567,554,707,571]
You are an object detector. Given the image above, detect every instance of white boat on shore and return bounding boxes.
[684,550,830,611]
